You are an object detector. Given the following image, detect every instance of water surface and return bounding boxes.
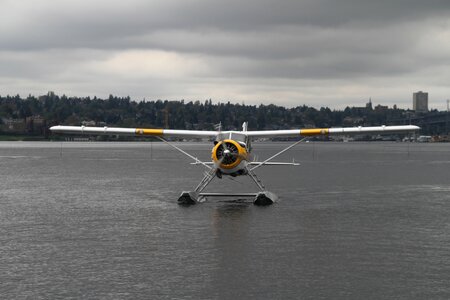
[1,141,449,299]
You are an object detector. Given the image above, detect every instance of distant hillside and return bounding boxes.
[0,93,448,139]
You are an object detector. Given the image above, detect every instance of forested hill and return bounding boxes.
[0,93,444,138]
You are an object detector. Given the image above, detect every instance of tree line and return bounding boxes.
[0,93,446,138]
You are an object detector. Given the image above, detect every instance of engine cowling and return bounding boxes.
[212,139,247,170]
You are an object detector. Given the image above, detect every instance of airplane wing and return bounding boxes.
[50,124,419,138]
[49,125,218,138]
[244,125,420,138]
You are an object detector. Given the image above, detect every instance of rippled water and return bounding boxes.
[1,141,450,299]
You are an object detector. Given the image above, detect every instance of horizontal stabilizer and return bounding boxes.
[248,162,300,166]
[190,161,300,166]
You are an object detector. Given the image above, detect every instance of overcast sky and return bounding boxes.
[1,0,450,109]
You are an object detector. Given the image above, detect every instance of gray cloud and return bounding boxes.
[1,0,450,109]
[2,0,449,50]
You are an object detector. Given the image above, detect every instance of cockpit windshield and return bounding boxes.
[216,132,251,149]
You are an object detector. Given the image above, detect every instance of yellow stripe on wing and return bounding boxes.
[300,128,329,136]
[135,128,164,136]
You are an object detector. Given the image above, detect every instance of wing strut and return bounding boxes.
[155,136,212,170]
[250,137,308,171]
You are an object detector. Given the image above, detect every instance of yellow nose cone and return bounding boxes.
[211,139,247,169]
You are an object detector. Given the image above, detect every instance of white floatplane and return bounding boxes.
[50,123,419,205]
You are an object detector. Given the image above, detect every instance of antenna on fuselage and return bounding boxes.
[214,122,222,132]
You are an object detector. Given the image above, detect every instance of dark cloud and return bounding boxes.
[1,0,450,108]
[2,0,449,50]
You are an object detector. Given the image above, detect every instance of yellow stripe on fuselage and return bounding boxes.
[300,128,329,136]
[135,128,164,136]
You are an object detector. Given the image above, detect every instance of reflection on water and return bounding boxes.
[1,141,450,299]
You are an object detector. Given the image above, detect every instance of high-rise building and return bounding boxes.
[366,98,373,110]
[413,91,428,112]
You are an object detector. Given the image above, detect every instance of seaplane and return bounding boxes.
[50,123,419,205]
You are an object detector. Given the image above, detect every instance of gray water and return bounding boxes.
[1,141,450,299]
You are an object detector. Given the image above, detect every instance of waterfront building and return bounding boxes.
[413,91,428,113]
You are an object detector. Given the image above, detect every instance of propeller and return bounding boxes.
[213,140,248,178]
[215,141,241,165]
